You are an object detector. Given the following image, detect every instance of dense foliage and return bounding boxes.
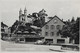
[60,17,79,44]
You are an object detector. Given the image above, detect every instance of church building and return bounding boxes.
[19,8,32,23]
[14,8,44,42]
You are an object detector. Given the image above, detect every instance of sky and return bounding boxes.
[1,0,80,27]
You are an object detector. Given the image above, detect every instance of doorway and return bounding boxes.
[45,39,53,43]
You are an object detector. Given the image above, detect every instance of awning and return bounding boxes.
[17,31,22,33]
[23,31,29,33]
[30,26,41,29]
[17,35,44,38]
[24,36,44,38]
[31,31,36,33]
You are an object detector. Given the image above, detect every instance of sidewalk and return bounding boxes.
[49,48,79,52]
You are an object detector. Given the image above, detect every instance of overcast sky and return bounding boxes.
[1,0,80,27]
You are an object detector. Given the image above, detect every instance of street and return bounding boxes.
[1,40,79,52]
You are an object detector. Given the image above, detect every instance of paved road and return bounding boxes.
[1,40,61,52]
[1,40,79,52]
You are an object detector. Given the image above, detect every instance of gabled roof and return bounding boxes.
[1,22,8,27]
[41,15,65,28]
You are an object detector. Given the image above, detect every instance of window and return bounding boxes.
[56,32,59,36]
[45,32,48,36]
[57,39,65,43]
[1,29,5,32]
[56,25,61,30]
[50,32,54,36]
[23,19,25,21]
[54,19,58,23]
[51,25,54,29]
[63,25,65,28]
[22,18,24,21]
[20,38,24,41]
[45,39,53,43]
[45,25,49,29]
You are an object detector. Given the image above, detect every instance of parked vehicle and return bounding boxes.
[34,40,44,45]
[42,41,48,45]
[46,41,53,45]
[34,40,53,45]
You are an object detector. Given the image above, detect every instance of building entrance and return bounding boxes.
[25,38,39,42]
[57,39,65,43]
[45,39,53,43]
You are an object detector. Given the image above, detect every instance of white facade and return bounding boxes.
[41,15,70,44]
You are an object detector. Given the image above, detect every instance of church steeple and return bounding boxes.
[24,7,27,23]
[19,8,22,16]
[24,7,27,11]
[24,7,27,16]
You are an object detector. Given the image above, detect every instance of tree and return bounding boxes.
[60,25,71,38]
[18,25,26,32]
[69,17,79,44]
[33,20,41,27]
[11,20,19,33]
[31,9,48,27]
[71,17,75,23]
[73,18,79,44]
[60,17,79,44]
[38,9,48,26]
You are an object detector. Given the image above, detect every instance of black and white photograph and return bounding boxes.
[1,0,80,52]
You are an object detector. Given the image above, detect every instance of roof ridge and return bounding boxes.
[41,15,65,28]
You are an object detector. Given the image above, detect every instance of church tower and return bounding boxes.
[24,7,27,23]
[19,8,22,16]
[19,8,22,22]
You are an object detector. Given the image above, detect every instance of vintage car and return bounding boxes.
[34,40,44,45]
